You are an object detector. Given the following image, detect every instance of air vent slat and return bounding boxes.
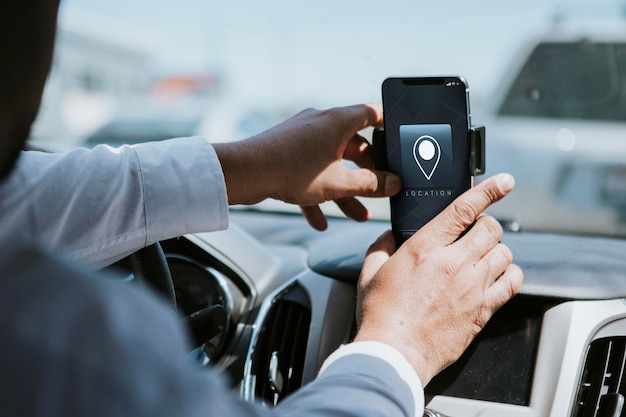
[597,393,624,417]
[607,340,626,394]
[572,337,626,417]
[251,284,311,406]
[284,310,309,395]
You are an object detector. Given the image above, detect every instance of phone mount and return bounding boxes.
[372,125,486,176]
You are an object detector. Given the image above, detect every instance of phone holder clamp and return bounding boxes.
[372,125,486,176]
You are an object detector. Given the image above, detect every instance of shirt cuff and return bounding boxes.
[133,137,229,244]
[319,341,424,417]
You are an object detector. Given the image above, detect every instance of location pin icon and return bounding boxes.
[413,135,441,180]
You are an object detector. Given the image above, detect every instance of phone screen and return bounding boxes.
[382,76,471,242]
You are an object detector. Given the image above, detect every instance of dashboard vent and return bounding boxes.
[252,285,311,405]
[573,337,626,417]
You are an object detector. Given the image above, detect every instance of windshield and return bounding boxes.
[33,0,626,237]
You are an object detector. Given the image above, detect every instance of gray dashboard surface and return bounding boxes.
[230,210,626,301]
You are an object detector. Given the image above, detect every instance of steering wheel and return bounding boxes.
[126,242,228,349]
[126,242,177,308]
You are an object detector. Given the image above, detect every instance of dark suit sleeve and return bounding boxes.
[0,248,417,417]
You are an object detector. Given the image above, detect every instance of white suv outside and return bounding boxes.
[483,20,626,236]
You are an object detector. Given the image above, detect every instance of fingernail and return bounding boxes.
[385,175,402,194]
[496,173,515,193]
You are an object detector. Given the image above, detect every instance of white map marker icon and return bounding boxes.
[413,135,441,180]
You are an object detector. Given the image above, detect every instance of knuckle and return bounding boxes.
[497,244,513,264]
[349,169,379,196]
[480,305,493,325]
[364,170,381,194]
[319,106,340,119]
[447,200,479,227]
[485,183,502,203]
[507,264,524,293]
[478,179,503,204]
[481,215,504,242]
[506,275,519,297]
[490,248,514,277]
[296,107,318,118]
[472,304,492,334]
[498,275,520,302]
[443,255,462,278]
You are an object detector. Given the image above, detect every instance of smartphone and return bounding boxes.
[381,76,473,245]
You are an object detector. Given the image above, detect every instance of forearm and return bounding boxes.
[0,137,228,267]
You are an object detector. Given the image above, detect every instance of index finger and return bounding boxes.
[339,103,384,132]
[343,133,374,169]
[409,173,515,251]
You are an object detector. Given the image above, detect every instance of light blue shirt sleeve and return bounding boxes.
[0,137,228,267]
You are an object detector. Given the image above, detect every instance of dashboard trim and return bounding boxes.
[241,274,302,402]
[426,299,626,417]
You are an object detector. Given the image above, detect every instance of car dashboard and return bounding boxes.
[153,209,626,417]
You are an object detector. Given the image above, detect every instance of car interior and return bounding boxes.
[107,206,626,417]
[32,1,626,416]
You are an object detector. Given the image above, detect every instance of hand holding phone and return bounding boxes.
[380,76,483,245]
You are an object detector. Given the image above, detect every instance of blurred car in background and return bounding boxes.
[484,20,626,236]
[83,98,288,148]
[84,115,202,147]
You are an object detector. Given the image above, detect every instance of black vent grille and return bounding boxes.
[573,337,626,417]
[252,285,311,405]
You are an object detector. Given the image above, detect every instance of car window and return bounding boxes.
[499,42,626,121]
[31,0,626,238]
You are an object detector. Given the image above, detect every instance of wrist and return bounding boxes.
[353,326,437,385]
[213,140,281,205]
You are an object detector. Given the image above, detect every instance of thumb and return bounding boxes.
[357,230,396,324]
[360,230,396,287]
[337,167,401,199]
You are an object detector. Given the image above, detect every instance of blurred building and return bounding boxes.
[30,23,154,150]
